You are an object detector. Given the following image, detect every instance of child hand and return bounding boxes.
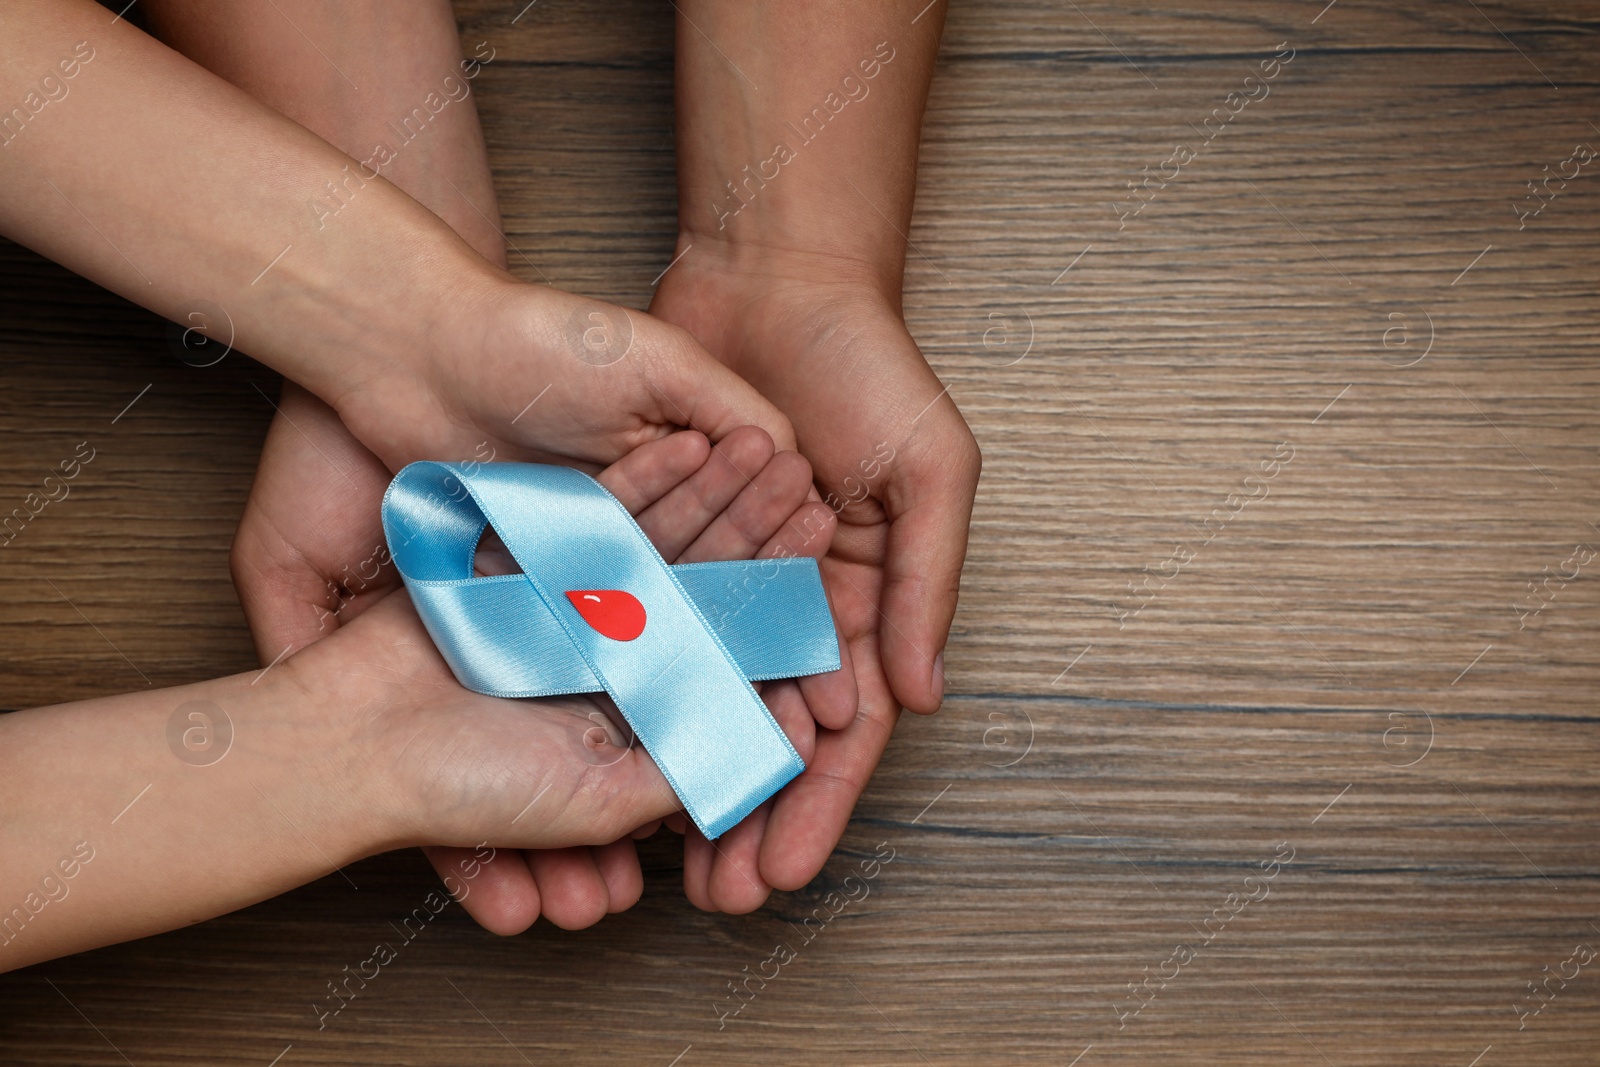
[420,425,836,932]
[232,387,837,929]
[323,275,798,477]
[0,418,833,971]
[651,258,981,910]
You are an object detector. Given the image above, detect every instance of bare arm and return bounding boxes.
[0,428,825,971]
[653,1,980,904]
[0,659,382,972]
[134,0,666,936]
[0,0,495,410]
[136,0,511,655]
[671,0,942,293]
[0,0,794,489]
[139,0,509,269]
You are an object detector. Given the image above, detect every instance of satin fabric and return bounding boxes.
[381,461,840,840]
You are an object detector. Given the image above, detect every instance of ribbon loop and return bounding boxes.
[382,461,838,839]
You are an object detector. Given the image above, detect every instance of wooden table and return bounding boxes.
[3,1,1597,1062]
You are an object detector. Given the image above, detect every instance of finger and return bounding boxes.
[706,802,774,914]
[593,837,645,914]
[552,709,688,847]
[763,679,816,765]
[663,812,688,835]
[422,846,540,936]
[231,384,399,662]
[641,324,798,452]
[797,629,859,733]
[490,695,679,850]
[635,426,773,562]
[629,820,662,840]
[759,500,836,563]
[880,419,981,713]
[686,681,806,913]
[677,449,813,564]
[760,632,900,892]
[755,504,857,732]
[472,527,521,577]
[682,827,717,912]
[597,429,711,515]
[526,847,611,930]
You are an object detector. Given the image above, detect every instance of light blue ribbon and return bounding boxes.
[381,461,839,839]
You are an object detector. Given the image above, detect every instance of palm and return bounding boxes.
[288,591,674,849]
[233,386,833,929]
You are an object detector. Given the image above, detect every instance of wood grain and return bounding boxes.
[2,0,1597,1063]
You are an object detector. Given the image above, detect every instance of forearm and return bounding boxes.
[0,0,500,409]
[140,0,508,268]
[0,663,381,972]
[672,0,943,294]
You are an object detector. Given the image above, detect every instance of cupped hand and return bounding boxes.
[327,276,797,475]
[233,273,800,658]
[233,386,837,930]
[651,253,981,910]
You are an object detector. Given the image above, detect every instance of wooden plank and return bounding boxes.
[1,0,1596,1063]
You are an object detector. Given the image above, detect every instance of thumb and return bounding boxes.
[879,408,981,714]
[633,318,798,452]
[231,385,399,663]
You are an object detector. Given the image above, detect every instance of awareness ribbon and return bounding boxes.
[381,461,840,839]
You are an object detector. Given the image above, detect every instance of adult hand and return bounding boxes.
[233,387,838,930]
[652,252,981,910]
[281,425,823,849]
[0,422,832,972]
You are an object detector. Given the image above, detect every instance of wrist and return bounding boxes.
[270,634,415,856]
[297,242,509,467]
[294,227,502,403]
[668,231,904,309]
[678,231,902,299]
[649,239,921,403]
[667,1,933,281]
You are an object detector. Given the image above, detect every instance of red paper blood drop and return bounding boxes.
[565,589,647,641]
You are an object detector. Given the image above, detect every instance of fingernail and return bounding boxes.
[932,652,945,702]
